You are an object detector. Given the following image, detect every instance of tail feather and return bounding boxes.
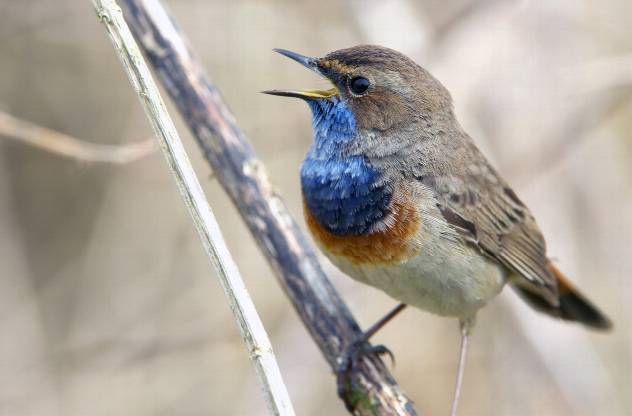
[512,263,612,331]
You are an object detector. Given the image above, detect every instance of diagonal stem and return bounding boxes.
[91,1,295,414]
[117,0,419,414]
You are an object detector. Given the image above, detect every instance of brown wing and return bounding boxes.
[414,158,559,305]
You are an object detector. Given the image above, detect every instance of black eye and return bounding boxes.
[349,76,370,95]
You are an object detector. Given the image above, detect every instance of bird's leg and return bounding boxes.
[336,303,407,399]
[359,302,407,345]
[450,316,475,416]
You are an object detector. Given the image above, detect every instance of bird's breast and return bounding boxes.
[300,154,393,235]
[303,185,422,265]
[299,95,421,265]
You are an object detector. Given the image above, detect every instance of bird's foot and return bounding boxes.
[336,338,395,406]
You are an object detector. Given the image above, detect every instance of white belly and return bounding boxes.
[328,239,506,318]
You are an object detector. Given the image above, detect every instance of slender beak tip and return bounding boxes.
[272,47,317,69]
[260,89,294,98]
[272,48,294,57]
[261,90,287,97]
[261,88,338,100]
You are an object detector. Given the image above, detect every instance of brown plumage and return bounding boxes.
[317,45,611,329]
[267,44,612,330]
[266,44,612,415]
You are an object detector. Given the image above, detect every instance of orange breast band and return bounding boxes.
[304,190,421,265]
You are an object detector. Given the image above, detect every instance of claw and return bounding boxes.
[369,344,396,367]
[337,339,396,374]
[335,338,396,410]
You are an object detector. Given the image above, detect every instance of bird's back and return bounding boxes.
[383,122,610,328]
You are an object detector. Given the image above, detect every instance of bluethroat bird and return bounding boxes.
[264,45,611,415]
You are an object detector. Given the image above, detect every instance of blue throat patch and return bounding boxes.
[300,97,392,236]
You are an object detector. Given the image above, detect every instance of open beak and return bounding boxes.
[262,48,338,99]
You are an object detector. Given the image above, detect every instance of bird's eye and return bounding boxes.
[349,76,370,95]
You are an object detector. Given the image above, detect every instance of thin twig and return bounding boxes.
[91,1,295,415]
[120,0,417,414]
[0,110,156,164]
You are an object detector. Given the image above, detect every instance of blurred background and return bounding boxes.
[1,0,631,415]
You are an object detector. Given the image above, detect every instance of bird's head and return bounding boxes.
[263,45,454,133]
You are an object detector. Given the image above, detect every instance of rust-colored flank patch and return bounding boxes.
[304,191,421,265]
[547,262,575,295]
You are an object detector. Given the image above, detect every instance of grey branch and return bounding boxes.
[0,109,156,163]
[91,1,295,415]
[119,0,417,414]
